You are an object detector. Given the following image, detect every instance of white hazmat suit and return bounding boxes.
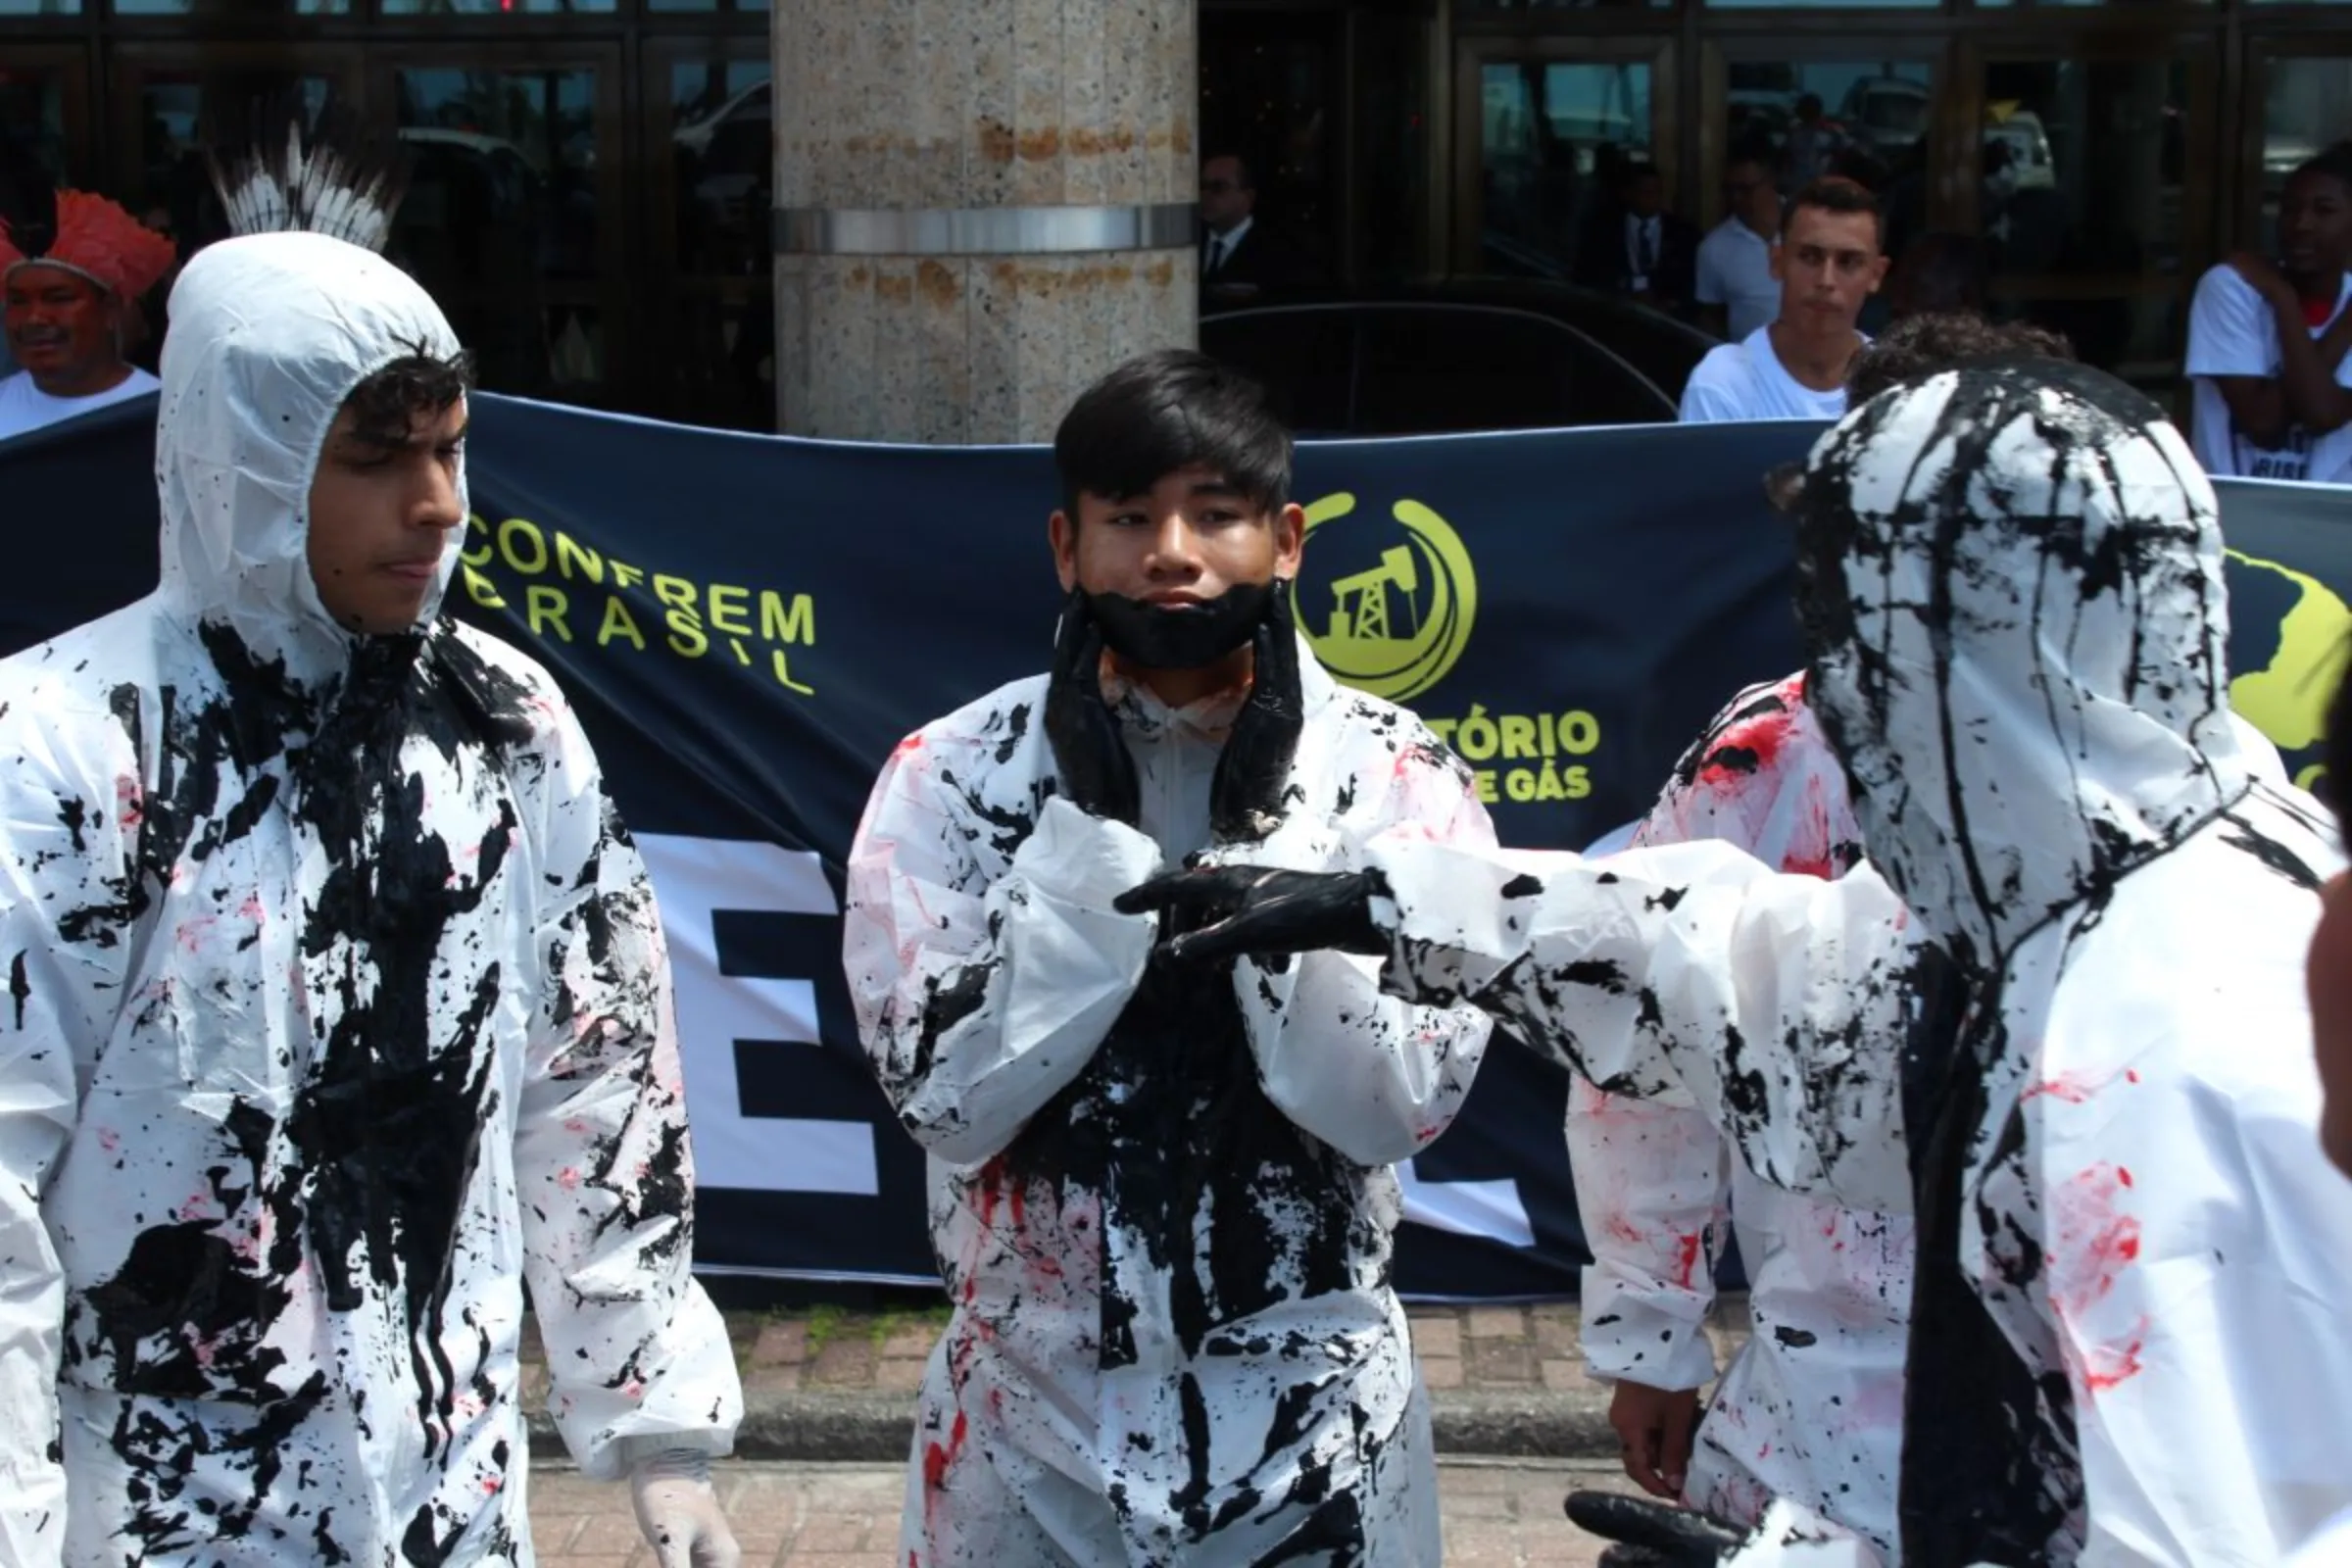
[0,232,740,1563]
[1349,364,2352,1565]
[843,645,1494,1567]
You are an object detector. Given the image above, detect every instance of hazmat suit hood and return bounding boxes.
[1793,359,2250,972]
[156,230,465,685]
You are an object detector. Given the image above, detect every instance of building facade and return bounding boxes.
[2,0,2345,431]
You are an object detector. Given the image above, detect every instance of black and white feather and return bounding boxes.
[207,120,405,254]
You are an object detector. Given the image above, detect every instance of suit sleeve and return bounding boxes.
[514,700,742,1481]
[1363,835,1919,1214]
[1221,733,1497,1168]
[0,698,138,1556]
[1567,1078,1729,1390]
[843,738,1163,1166]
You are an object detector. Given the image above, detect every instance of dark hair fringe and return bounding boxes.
[1785,175,1883,243]
[1053,348,1292,518]
[2294,140,2352,195]
[342,349,476,445]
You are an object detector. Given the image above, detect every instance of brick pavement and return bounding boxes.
[517,1297,1753,1409]
[526,1458,1649,1567]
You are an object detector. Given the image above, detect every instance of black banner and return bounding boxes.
[8,397,2349,1298]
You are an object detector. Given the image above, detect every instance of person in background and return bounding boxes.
[1694,154,1781,342]
[1780,95,1851,191]
[1679,177,1886,423]
[1198,153,1315,308]
[1577,160,1698,311]
[2185,142,2352,485]
[0,188,174,442]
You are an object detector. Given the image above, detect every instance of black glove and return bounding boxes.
[1114,865,1389,965]
[1208,580,1303,845]
[1564,1493,1744,1566]
[1045,589,1140,825]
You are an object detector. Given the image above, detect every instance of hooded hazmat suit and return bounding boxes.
[1572,672,1911,1556]
[0,231,740,1562]
[842,647,1494,1567]
[1343,362,2352,1564]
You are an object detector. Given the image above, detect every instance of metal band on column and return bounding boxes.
[775,203,1198,258]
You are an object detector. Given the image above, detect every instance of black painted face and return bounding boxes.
[1085,580,1274,671]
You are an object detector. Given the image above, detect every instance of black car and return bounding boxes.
[1200,280,1720,438]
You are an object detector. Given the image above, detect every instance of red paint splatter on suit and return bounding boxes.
[1673,1231,1704,1290]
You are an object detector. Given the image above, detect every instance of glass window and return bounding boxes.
[2258,58,2352,248]
[0,71,73,209]
[1458,0,1668,12]
[650,0,766,16]
[1477,61,1654,280]
[666,58,773,431]
[1352,11,1433,283]
[1200,15,1340,287]
[1981,60,2191,385]
[390,67,606,400]
[0,0,77,17]
[381,0,610,17]
[1721,60,1932,264]
[131,74,340,247]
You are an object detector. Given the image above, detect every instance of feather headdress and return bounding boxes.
[206,118,407,254]
[0,190,178,299]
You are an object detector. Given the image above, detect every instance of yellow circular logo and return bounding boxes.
[2226,547,2352,790]
[1290,492,1478,702]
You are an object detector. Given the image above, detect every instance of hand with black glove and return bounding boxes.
[1045,588,1141,825]
[1208,580,1303,845]
[1113,864,1391,965]
[1564,1492,1745,1567]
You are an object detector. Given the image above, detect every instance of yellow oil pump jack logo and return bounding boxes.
[1290,492,1479,703]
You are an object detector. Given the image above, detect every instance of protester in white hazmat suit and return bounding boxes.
[0,190,742,1558]
[1129,358,2352,1565]
[842,350,1494,1566]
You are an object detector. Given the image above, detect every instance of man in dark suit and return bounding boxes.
[1200,154,1317,308]
[1574,161,1698,311]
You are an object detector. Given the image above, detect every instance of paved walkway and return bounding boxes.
[518,1296,1752,1462]
[529,1458,1648,1567]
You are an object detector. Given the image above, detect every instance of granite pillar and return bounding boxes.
[771,0,1198,443]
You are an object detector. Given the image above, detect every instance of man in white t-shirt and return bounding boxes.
[1694,154,1782,342]
[1679,176,1887,424]
[2184,143,2352,486]
[0,189,174,444]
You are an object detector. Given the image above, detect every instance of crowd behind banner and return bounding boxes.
[5,393,2348,1298]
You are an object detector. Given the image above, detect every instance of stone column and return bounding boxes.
[771,0,1198,444]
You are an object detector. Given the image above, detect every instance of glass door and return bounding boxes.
[644,39,772,431]
[368,47,627,409]
[0,46,91,223]
[1453,35,1677,279]
[105,48,360,371]
[1959,32,2219,401]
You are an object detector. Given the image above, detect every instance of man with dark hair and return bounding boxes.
[2186,141,2352,485]
[1576,160,1698,308]
[1199,153,1314,306]
[1130,355,2352,1565]
[1680,178,1886,424]
[0,145,742,1561]
[843,347,1494,1565]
